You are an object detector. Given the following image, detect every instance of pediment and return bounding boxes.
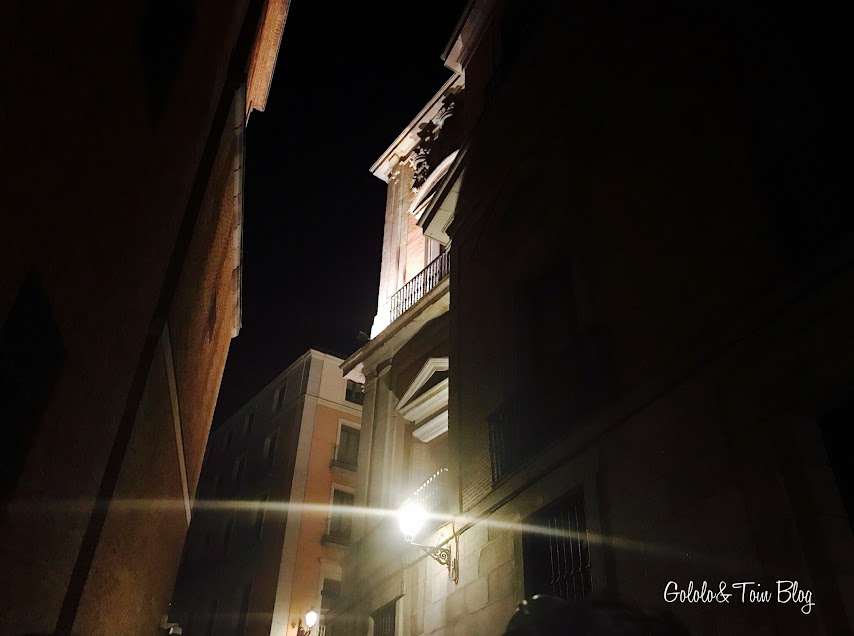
[409,150,459,220]
[397,357,449,422]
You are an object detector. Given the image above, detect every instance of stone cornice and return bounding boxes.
[370,75,464,183]
[442,0,498,74]
[246,0,291,117]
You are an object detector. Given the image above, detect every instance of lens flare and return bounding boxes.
[397,501,427,541]
[305,609,318,628]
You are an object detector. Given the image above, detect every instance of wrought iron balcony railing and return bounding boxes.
[410,467,449,518]
[387,251,450,325]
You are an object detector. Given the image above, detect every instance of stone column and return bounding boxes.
[352,368,378,543]
[366,361,404,514]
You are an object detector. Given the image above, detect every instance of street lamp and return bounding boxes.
[397,500,458,583]
[296,609,318,636]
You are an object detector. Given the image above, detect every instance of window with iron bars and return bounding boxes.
[522,488,592,601]
[371,599,396,636]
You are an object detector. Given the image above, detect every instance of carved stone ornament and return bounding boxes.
[408,88,461,194]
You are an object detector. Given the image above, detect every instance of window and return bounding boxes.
[232,456,245,488]
[321,578,341,612]
[185,609,195,636]
[274,380,288,411]
[236,584,252,635]
[523,488,592,601]
[326,488,355,545]
[345,380,364,405]
[204,599,217,636]
[515,267,578,393]
[371,600,396,636]
[263,430,279,466]
[255,491,268,539]
[223,517,234,555]
[200,530,212,561]
[243,411,255,437]
[1,271,65,500]
[334,424,360,469]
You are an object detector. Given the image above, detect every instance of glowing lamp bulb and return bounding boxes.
[398,501,427,542]
[305,610,318,628]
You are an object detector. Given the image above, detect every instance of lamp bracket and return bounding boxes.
[412,542,451,566]
[411,541,459,583]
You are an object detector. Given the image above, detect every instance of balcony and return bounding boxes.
[330,444,357,472]
[407,467,450,537]
[385,251,450,327]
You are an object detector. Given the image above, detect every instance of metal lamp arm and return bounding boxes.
[411,542,458,583]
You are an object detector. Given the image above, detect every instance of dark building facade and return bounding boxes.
[0,1,289,634]
[332,1,852,635]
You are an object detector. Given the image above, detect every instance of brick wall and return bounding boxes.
[0,0,256,632]
[168,86,243,499]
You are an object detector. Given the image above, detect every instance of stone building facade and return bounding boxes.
[333,1,852,635]
[0,1,289,634]
[327,70,466,636]
[171,350,363,636]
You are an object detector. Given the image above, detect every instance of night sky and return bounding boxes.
[212,0,468,425]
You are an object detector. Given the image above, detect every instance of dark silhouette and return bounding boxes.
[504,595,693,636]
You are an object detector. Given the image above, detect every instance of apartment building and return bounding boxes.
[171,350,363,636]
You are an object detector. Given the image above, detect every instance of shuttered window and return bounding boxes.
[336,425,360,468]
[327,489,354,544]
